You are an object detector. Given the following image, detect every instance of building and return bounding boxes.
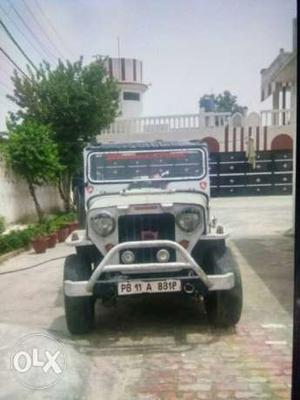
[96,27,295,198]
[100,18,296,155]
[260,18,297,231]
[103,57,149,119]
[260,18,297,132]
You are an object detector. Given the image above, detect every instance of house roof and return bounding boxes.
[260,50,296,101]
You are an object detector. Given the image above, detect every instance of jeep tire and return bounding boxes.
[64,254,95,334]
[204,247,242,328]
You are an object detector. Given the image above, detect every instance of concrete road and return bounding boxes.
[0,196,294,400]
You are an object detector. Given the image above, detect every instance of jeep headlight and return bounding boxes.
[91,212,115,236]
[176,207,203,233]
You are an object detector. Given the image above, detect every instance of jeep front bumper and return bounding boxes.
[64,240,235,297]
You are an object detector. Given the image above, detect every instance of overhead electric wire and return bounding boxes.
[33,0,75,59]
[0,46,29,79]
[21,0,65,60]
[0,17,38,71]
[0,2,50,61]
[6,0,57,63]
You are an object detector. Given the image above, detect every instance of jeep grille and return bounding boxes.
[118,213,176,263]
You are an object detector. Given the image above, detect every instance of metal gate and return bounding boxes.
[209,149,293,197]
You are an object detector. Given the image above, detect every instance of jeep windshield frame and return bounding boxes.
[87,148,207,184]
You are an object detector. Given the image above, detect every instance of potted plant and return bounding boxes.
[57,227,69,242]
[31,225,47,254]
[66,220,80,233]
[44,219,57,249]
[53,217,69,243]
[61,212,77,234]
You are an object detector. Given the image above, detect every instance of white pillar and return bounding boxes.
[282,84,287,125]
[272,86,280,125]
[291,82,296,123]
[199,107,206,128]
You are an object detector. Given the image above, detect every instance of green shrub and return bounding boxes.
[54,212,76,224]
[0,211,77,256]
[30,224,47,239]
[49,212,76,231]
[42,218,55,235]
[0,227,33,255]
[53,218,67,231]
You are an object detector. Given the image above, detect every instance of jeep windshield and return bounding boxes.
[88,149,205,183]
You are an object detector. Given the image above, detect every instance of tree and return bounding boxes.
[2,121,61,222]
[199,91,246,114]
[8,58,120,210]
[199,94,217,112]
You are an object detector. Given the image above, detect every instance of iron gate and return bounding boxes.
[209,149,293,197]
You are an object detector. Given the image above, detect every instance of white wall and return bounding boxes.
[117,81,148,119]
[0,162,63,224]
[119,89,144,119]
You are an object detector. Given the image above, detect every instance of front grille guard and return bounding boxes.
[64,240,235,297]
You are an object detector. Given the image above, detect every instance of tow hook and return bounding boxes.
[183,282,195,294]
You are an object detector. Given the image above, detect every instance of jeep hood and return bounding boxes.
[88,190,207,210]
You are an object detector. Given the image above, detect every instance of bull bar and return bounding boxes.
[64,240,235,297]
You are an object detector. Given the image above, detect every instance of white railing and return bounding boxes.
[102,111,231,135]
[102,109,293,136]
[260,109,292,127]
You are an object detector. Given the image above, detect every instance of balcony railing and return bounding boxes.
[101,109,293,136]
[260,109,292,126]
[102,112,231,135]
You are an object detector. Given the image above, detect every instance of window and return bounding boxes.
[123,91,140,101]
[88,149,204,182]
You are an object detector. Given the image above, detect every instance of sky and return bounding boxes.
[0,0,297,130]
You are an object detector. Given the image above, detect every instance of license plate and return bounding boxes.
[118,280,181,296]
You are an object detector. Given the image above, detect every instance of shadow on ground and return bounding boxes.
[233,235,294,314]
[50,295,236,354]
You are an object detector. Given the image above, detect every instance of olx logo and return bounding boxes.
[11,333,66,390]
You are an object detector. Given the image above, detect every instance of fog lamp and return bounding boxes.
[121,250,135,264]
[156,249,170,263]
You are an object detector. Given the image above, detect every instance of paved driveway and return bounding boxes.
[0,196,294,400]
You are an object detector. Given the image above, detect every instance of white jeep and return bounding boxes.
[64,140,242,334]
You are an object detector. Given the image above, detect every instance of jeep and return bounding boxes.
[64,140,243,334]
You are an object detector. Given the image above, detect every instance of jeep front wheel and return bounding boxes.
[204,248,243,328]
[64,254,95,334]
